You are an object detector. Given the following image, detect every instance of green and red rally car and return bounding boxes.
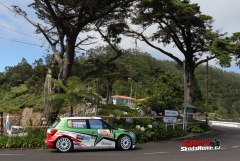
[45,117,136,152]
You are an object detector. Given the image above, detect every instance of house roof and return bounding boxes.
[111,95,135,100]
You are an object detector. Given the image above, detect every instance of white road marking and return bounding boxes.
[232,146,240,148]
[144,152,169,155]
[0,154,26,156]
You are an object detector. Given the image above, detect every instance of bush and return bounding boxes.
[99,104,138,114]
[199,122,212,131]
[187,124,204,133]
[0,128,46,149]
[132,124,185,143]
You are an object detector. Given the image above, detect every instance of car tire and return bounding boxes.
[117,135,132,150]
[55,137,72,152]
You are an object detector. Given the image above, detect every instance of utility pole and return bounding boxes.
[128,78,133,98]
[183,60,187,133]
[0,112,3,135]
[206,57,209,122]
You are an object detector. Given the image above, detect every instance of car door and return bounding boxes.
[67,119,95,147]
[87,119,116,148]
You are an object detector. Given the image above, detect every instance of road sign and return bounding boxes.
[165,110,179,116]
[163,117,177,123]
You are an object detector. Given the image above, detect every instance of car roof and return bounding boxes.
[59,117,102,120]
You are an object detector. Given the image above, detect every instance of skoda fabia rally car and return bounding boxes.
[45,117,136,152]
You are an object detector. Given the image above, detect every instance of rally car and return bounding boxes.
[45,117,136,152]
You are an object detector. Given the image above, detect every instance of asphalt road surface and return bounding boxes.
[1,125,240,161]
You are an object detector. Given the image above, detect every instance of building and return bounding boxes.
[111,95,135,107]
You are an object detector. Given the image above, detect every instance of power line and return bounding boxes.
[0,24,39,39]
[0,2,41,40]
[0,1,44,47]
[0,1,14,12]
[0,36,43,47]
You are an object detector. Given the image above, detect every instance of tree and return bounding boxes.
[13,0,134,84]
[12,0,134,120]
[48,76,100,117]
[126,0,231,106]
[142,73,183,114]
[219,32,240,66]
[4,58,33,86]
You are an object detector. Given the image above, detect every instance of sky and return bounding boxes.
[0,0,240,73]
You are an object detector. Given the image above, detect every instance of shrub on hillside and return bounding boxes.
[133,124,185,143]
[0,128,46,149]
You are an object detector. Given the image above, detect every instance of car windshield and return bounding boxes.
[51,119,60,128]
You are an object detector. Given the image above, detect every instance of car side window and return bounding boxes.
[88,119,115,129]
[88,119,103,129]
[68,119,87,129]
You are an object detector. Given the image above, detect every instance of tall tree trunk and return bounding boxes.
[40,68,53,125]
[185,65,195,105]
[106,83,113,104]
[57,38,76,84]
[53,38,76,117]
[184,62,195,121]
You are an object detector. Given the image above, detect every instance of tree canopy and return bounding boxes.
[121,0,232,105]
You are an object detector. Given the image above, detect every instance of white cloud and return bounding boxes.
[191,0,240,35]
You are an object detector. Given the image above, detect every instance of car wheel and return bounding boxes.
[117,135,132,150]
[55,137,72,152]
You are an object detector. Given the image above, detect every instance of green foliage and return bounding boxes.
[4,58,33,87]
[215,106,228,118]
[199,122,212,131]
[133,124,185,143]
[0,47,239,119]
[209,39,232,67]
[0,84,40,113]
[99,105,140,129]
[141,73,183,114]
[48,76,100,115]
[187,124,204,133]
[0,128,46,149]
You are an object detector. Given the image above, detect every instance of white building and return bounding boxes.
[111,95,135,107]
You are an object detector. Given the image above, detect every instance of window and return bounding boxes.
[68,119,86,129]
[88,119,116,130]
[51,119,60,128]
[89,119,103,129]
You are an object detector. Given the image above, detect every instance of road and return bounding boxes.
[0,125,240,161]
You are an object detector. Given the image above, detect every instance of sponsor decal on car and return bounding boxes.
[91,136,96,140]
[76,134,84,140]
[98,129,111,137]
[101,141,113,146]
[83,136,90,141]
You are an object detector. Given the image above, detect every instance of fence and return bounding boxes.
[1,111,240,134]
